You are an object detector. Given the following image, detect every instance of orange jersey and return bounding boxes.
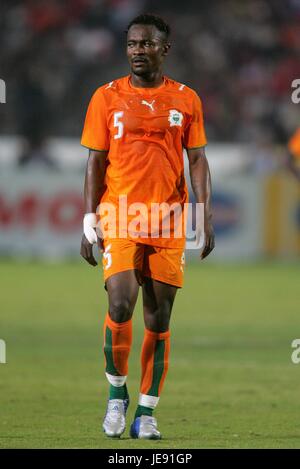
[81,75,207,248]
[288,128,300,160]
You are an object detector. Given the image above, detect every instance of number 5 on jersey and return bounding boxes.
[113,111,124,139]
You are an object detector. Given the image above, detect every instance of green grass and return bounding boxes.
[0,259,300,448]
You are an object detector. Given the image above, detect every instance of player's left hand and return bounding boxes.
[201,222,215,260]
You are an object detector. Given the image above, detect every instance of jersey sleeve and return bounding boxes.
[183,91,207,149]
[81,88,110,151]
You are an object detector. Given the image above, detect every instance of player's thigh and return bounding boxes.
[106,270,140,322]
[103,239,144,322]
[142,276,178,314]
[142,277,178,332]
[141,245,184,330]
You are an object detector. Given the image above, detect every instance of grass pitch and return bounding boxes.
[0,259,300,448]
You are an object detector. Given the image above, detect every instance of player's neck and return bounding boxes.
[130,71,164,89]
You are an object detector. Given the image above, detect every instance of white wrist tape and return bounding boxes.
[83,213,98,244]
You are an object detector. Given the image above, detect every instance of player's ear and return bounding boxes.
[162,42,171,56]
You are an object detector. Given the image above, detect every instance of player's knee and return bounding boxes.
[109,298,133,323]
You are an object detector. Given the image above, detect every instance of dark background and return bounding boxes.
[1,0,299,143]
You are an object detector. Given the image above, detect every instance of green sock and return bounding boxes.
[109,383,129,400]
[134,405,153,419]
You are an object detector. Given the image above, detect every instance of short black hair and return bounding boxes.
[126,14,170,39]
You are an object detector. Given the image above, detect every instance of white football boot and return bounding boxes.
[130,415,161,440]
[103,398,129,438]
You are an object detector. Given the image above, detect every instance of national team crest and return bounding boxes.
[168,109,183,127]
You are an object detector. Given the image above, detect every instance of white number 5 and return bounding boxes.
[113,111,124,139]
[103,244,112,270]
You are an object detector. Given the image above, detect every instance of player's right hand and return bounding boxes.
[80,234,97,266]
[80,213,104,266]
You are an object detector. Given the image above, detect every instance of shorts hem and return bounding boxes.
[104,268,183,289]
[143,273,183,288]
[104,267,142,284]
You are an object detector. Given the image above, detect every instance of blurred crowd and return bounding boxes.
[0,0,299,149]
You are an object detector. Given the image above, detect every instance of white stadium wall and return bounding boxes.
[0,137,299,260]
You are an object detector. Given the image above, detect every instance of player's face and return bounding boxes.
[127,24,169,76]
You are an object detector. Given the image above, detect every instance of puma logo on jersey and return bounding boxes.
[141,99,155,111]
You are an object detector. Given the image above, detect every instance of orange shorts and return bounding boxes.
[101,238,185,288]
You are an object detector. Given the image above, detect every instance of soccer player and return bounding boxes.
[80,14,214,439]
